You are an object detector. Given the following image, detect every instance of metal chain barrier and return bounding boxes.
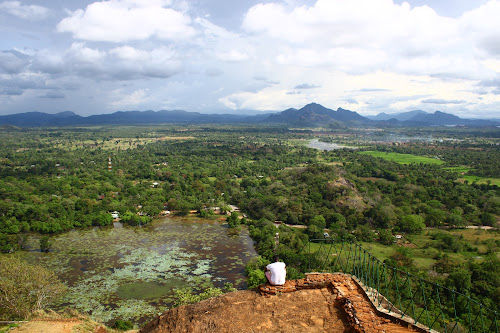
[304,239,498,333]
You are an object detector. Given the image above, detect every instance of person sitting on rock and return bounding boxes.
[265,255,286,285]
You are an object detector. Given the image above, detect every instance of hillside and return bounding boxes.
[264,103,368,126]
[140,273,420,333]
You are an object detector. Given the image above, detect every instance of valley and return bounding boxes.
[0,124,498,330]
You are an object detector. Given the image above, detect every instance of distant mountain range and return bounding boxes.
[367,110,498,126]
[0,103,498,127]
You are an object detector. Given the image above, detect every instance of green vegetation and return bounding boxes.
[173,283,236,307]
[0,256,66,320]
[112,319,134,330]
[0,125,498,325]
[0,324,19,333]
[359,150,445,165]
[459,175,500,186]
[8,216,256,324]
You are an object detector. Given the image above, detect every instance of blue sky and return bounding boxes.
[1,0,500,118]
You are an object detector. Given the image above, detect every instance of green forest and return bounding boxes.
[0,125,498,327]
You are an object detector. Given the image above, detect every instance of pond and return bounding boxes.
[306,139,356,151]
[13,216,257,324]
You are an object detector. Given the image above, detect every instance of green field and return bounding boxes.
[442,167,500,186]
[443,166,473,173]
[458,175,500,186]
[359,151,445,165]
[308,228,500,272]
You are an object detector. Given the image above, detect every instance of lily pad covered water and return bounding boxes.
[13,217,257,324]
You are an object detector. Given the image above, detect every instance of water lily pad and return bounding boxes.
[116,280,184,300]
[10,216,257,324]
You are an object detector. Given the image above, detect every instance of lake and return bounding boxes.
[307,139,355,150]
[13,216,257,324]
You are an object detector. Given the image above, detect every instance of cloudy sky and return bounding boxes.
[1,0,500,118]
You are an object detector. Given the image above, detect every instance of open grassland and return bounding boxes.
[359,151,445,165]
[457,175,500,186]
[308,228,499,272]
[454,228,500,242]
[443,166,500,186]
[443,166,473,173]
[359,152,500,185]
[48,136,195,150]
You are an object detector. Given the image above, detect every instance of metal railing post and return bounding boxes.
[302,239,498,333]
[421,278,431,330]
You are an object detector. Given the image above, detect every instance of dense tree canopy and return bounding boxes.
[0,125,498,319]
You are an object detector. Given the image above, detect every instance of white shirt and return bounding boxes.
[266,261,286,285]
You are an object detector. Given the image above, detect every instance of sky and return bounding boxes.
[1,0,500,118]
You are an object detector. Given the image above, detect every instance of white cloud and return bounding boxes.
[0,1,49,20]
[68,43,106,63]
[230,0,500,116]
[216,50,249,62]
[0,50,30,74]
[459,1,500,56]
[2,0,500,118]
[111,88,149,108]
[243,0,456,49]
[242,0,458,72]
[109,46,149,61]
[219,89,308,110]
[32,44,181,80]
[295,83,319,89]
[57,0,195,42]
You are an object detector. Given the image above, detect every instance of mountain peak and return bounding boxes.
[56,111,77,117]
[264,103,368,125]
[299,103,331,113]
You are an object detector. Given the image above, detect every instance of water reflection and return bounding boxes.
[307,139,356,150]
[14,216,257,324]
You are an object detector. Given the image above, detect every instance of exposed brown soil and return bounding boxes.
[140,273,421,333]
[8,274,421,333]
[9,319,139,333]
[9,319,84,333]
[6,312,136,333]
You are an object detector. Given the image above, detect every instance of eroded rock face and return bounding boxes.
[140,273,420,333]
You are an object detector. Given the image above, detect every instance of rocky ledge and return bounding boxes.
[140,273,422,333]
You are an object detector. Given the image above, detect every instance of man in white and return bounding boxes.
[265,255,286,285]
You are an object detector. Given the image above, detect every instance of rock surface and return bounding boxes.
[140,273,420,333]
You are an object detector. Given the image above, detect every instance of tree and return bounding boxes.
[446,269,471,293]
[398,214,426,234]
[446,214,464,228]
[245,256,271,288]
[329,213,346,229]
[354,225,374,242]
[0,256,66,320]
[378,229,394,245]
[306,224,324,239]
[480,212,497,227]
[39,235,51,252]
[92,212,113,226]
[309,215,326,229]
[226,211,240,228]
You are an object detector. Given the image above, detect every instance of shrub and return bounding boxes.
[246,269,266,289]
[39,236,51,252]
[173,287,224,307]
[112,320,134,330]
[0,256,66,320]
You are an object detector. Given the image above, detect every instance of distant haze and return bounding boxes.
[1,103,497,127]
